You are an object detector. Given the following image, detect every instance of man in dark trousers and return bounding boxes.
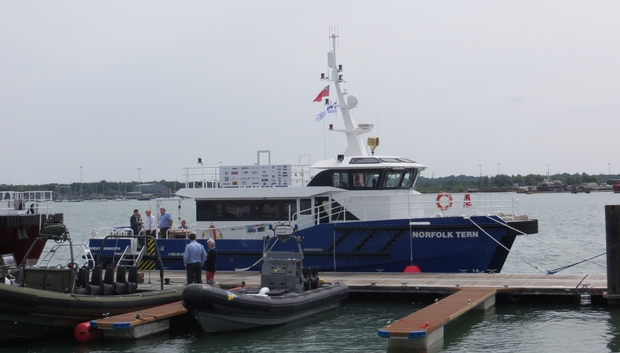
[183,233,206,284]
[130,209,143,238]
[205,238,217,285]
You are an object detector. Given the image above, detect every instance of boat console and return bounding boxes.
[0,253,16,284]
[22,267,75,293]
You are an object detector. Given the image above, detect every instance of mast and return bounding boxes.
[322,32,371,157]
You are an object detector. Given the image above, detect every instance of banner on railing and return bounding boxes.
[220,165,291,188]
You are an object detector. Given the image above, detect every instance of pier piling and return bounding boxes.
[605,205,620,305]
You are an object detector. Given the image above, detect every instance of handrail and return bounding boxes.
[0,190,54,216]
[97,234,165,290]
[180,164,313,189]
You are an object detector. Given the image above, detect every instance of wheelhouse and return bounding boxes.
[307,157,422,191]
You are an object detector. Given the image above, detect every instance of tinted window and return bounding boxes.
[383,171,403,188]
[379,158,401,163]
[300,199,312,215]
[402,170,416,188]
[349,157,380,164]
[332,172,349,188]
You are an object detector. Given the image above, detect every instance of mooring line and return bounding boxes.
[468,217,548,274]
[484,215,607,270]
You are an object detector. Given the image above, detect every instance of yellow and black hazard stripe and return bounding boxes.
[138,237,157,270]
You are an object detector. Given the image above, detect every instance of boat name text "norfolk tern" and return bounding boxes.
[411,231,478,238]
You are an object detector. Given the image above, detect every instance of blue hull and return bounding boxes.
[89,216,536,273]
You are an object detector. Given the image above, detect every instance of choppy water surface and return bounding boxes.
[16,192,620,352]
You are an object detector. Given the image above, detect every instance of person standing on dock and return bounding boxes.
[158,207,173,239]
[184,233,206,284]
[205,238,217,285]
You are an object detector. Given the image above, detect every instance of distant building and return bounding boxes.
[132,183,167,195]
[579,182,599,190]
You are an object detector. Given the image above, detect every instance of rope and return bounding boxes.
[469,217,548,274]
[234,238,280,271]
[484,215,607,272]
[546,252,606,274]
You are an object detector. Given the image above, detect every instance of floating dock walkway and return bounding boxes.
[88,301,188,339]
[156,270,607,296]
[85,270,607,351]
[378,287,519,351]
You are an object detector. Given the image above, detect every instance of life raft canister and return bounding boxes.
[435,192,453,211]
[463,193,473,207]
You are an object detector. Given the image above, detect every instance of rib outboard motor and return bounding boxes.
[302,267,312,290]
[309,266,319,289]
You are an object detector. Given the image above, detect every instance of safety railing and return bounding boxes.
[0,191,54,216]
[181,165,313,189]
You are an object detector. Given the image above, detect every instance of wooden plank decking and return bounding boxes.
[89,270,608,347]
[378,287,518,338]
[150,271,608,296]
[92,301,187,330]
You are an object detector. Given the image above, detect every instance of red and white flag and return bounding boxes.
[313,85,330,102]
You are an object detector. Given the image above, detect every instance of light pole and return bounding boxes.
[479,165,482,177]
[609,163,611,176]
[79,166,83,199]
[137,168,142,193]
[497,163,500,175]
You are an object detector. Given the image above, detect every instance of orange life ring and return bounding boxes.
[210,224,223,239]
[436,192,453,211]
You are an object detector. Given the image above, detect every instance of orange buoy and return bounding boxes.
[463,193,473,207]
[403,264,422,273]
[435,192,453,211]
[74,321,103,343]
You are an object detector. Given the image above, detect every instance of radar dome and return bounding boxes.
[347,94,358,106]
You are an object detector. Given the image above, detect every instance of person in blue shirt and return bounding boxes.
[184,233,206,284]
[158,207,173,239]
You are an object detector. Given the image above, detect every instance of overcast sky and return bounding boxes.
[2,1,619,185]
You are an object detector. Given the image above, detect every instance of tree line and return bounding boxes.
[415,172,618,193]
[1,172,618,196]
[0,180,182,199]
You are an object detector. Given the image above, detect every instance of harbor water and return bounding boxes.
[13,192,620,352]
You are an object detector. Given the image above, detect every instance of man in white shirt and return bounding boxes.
[143,209,157,243]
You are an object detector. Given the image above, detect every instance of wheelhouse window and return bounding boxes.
[307,168,418,189]
[332,171,349,188]
[402,170,416,188]
[383,170,403,188]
